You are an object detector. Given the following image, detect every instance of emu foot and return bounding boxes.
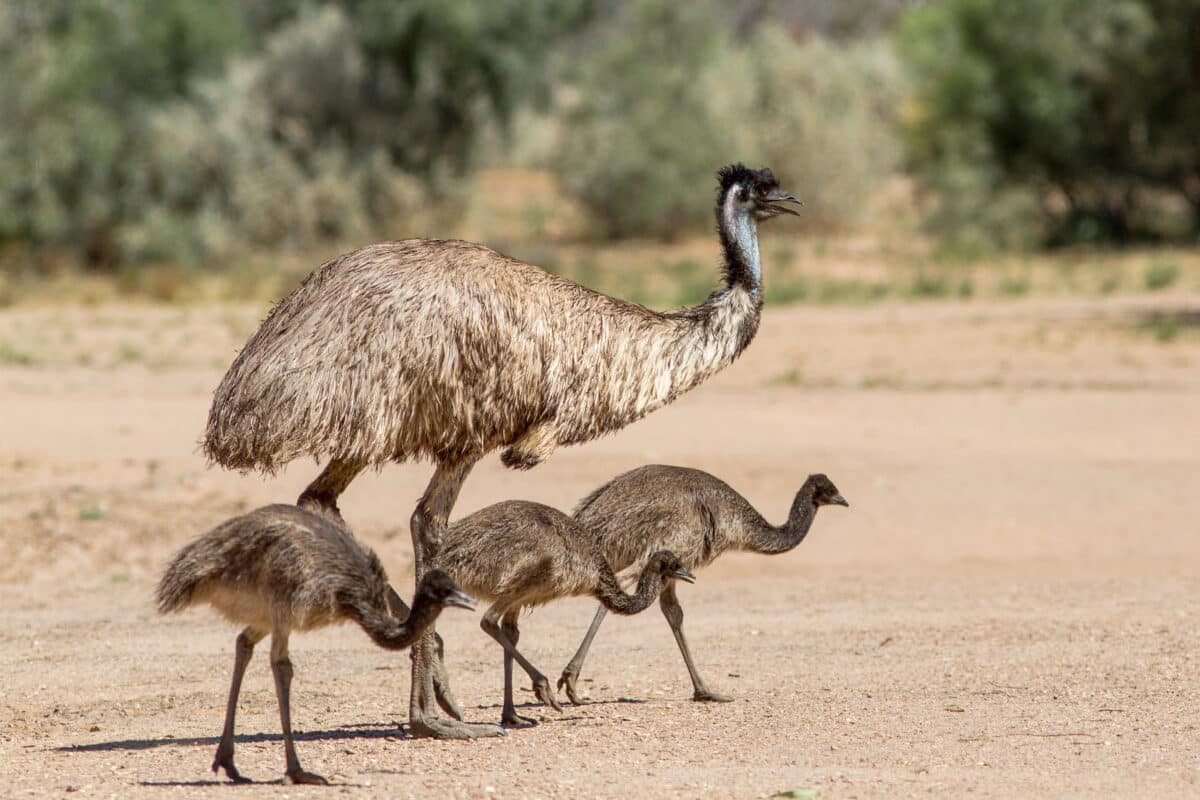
[501,708,539,728]
[212,745,251,784]
[556,671,584,706]
[409,716,506,740]
[693,688,734,703]
[532,677,563,712]
[285,769,329,786]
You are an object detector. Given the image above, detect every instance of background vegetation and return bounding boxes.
[0,0,1197,302]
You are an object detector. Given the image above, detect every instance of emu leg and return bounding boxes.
[386,586,463,720]
[299,459,464,720]
[481,610,563,727]
[492,610,538,727]
[408,456,504,740]
[212,627,264,783]
[296,457,365,525]
[660,581,731,702]
[269,633,327,785]
[557,604,608,705]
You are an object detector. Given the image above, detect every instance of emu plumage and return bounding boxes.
[557,467,847,704]
[200,164,800,739]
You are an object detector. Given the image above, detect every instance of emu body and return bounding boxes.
[201,165,799,739]
[436,500,694,727]
[557,468,847,704]
[156,505,474,784]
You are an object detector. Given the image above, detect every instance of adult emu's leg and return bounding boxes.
[296,457,365,524]
[408,456,504,739]
[212,627,264,783]
[386,586,463,720]
[557,604,608,705]
[300,457,465,722]
[660,581,731,702]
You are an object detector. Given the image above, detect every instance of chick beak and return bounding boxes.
[671,566,697,584]
[445,589,477,610]
[830,494,849,507]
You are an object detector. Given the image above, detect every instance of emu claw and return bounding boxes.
[501,710,539,728]
[533,678,563,712]
[693,688,734,703]
[212,748,251,783]
[286,769,329,786]
[409,717,506,740]
[557,671,583,706]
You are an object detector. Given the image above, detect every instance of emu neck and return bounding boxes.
[357,595,441,650]
[744,484,819,555]
[594,562,663,616]
[718,192,762,295]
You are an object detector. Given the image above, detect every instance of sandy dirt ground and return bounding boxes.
[1,294,1198,799]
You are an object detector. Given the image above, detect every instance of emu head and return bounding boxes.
[717,164,802,222]
[648,551,696,583]
[418,569,477,610]
[806,474,849,508]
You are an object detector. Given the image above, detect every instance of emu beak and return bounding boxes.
[830,495,849,507]
[764,187,803,217]
[445,589,477,610]
[671,566,697,584]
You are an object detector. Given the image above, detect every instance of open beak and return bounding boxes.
[764,187,803,217]
[444,589,477,611]
[830,495,849,507]
[671,566,697,584]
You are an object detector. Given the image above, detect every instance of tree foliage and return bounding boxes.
[551,0,733,239]
[0,0,591,266]
[550,2,904,239]
[898,0,1200,247]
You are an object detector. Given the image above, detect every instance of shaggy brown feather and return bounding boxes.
[204,240,760,472]
[156,504,474,784]
[558,467,848,704]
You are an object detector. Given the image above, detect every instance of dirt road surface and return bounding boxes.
[2,295,1198,798]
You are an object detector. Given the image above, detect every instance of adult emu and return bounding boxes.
[203,164,800,739]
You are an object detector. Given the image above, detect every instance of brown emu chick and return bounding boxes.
[558,468,847,705]
[156,505,475,785]
[435,501,695,727]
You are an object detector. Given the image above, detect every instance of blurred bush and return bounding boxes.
[121,6,423,263]
[737,28,906,232]
[0,0,589,268]
[4,0,1196,270]
[898,0,1200,250]
[0,0,247,266]
[549,1,905,239]
[550,0,733,239]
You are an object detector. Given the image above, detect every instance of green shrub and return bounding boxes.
[551,0,733,239]
[551,9,905,239]
[1143,261,1179,291]
[898,0,1200,248]
[736,29,906,232]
